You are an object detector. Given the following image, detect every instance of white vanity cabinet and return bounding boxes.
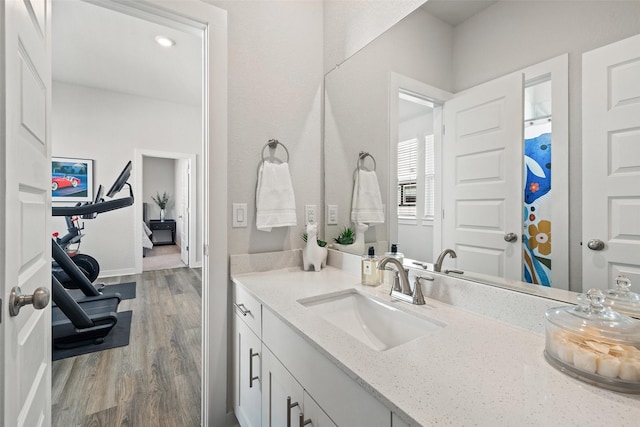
[233,286,263,427]
[262,308,390,427]
[262,346,337,427]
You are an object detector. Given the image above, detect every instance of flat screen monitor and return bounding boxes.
[106,161,132,198]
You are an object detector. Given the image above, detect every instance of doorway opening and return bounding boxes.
[140,152,199,272]
[51,0,212,424]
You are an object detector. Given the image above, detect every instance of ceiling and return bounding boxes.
[52,0,202,106]
[421,0,498,26]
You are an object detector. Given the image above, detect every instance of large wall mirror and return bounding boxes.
[323,1,640,295]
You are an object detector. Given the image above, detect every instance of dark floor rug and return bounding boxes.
[66,281,137,301]
[52,310,133,361]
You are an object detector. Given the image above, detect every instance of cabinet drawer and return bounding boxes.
[233,283,262,337]
[149,220,176,231]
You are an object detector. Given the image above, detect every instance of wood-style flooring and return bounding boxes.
[52,267,202,427]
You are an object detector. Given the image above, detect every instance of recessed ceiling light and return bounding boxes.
[155,35,175,47]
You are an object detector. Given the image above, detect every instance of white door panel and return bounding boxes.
[443,73,524,280]
[583,33,640,292]
[2,0,52,425]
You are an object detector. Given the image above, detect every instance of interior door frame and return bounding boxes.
[80,0,229,425]
[134,150,198,269]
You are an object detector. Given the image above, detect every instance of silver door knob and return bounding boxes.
[9,286,50,317]
[587,239,605,251]
[504,232,518,242]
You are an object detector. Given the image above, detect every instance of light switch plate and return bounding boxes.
[327,205,338,225]
[232,203,247,228]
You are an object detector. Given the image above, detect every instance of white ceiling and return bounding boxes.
[421,0,498,26]
[52,0,202,106]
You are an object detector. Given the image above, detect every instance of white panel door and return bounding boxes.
[1,0,52,426]
[583,33,640,292]
[443,73,524,280]
[180,161,190,266]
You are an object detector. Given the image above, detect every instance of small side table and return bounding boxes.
[149,219,176,245]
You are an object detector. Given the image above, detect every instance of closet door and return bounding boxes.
[442,73,524,280]
[582,33,640,292]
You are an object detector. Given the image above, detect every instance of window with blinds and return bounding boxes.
[397,138,417,218]
[397,135,435,220]
[424,134,435,219]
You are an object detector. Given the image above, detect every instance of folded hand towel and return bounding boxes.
[351,169,384,224]
[256,161,297,232]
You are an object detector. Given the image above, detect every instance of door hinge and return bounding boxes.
[186,246,189,251]
[203,244,209,256]
[1,298,3,323]
[442,209,445,219]
[442,124,445,135]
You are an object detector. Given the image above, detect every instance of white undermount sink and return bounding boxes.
[298,289,445,351]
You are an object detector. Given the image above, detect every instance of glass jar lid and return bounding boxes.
[546,288,640,344]
[603,276,640,319]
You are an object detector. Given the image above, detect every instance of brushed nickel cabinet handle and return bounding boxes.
[287,396,300,427]
[299,413,312,426]
[234,302,251,316]
[249,348,259,388]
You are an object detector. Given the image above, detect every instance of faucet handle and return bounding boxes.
[388,269,402,295]
[413,275,433,305]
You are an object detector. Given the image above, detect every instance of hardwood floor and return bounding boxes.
[52,267,202,427]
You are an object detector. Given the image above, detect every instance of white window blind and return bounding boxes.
[424,134,435,219]
[398,138,417,218]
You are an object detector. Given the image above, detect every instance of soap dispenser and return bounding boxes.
[382,244,404,285]
[361,246,380,286]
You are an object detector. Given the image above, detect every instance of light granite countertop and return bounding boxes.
[231,265,640,426]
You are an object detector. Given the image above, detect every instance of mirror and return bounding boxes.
[324,1,640,294]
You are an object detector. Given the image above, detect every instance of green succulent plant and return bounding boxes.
[301,233,327,247]
[334,226,355,245]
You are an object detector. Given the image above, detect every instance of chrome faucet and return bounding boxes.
[434,249,457,272]
[378,257,411,295]
[378,257,428,305]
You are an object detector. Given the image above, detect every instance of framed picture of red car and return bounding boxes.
[52,157,94,202]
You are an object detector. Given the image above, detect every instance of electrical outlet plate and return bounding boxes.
[327,205,338,225]
[305,204,317,224]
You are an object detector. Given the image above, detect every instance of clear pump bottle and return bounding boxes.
[361,246,380,286]
[382,244,404,285]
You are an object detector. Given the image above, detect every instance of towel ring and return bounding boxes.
[261,139,290,164]
[358,151,376,171]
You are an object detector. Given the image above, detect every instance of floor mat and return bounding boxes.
[52,310,133,361]
[66,281,137,301]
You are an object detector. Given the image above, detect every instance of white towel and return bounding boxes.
[351,169,384,224]
[256,161,297,232]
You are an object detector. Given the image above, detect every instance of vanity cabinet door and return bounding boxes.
[262,347,304,427]
[234,313,262,427]
[302,391,337,427]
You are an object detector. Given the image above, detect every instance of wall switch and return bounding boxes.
[327,205,338,225]
[305,204,317,224]
[232,203,247,228]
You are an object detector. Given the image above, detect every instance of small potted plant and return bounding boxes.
[330,226,357,252]
[333,226,355,245]
[152,191,170,222]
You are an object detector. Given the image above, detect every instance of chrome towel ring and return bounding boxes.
[261,139,290,164]
[358,151,376,171]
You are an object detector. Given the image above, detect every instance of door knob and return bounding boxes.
[587,239,605,251]
[9,286,50,317]
[504,232,518,242]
